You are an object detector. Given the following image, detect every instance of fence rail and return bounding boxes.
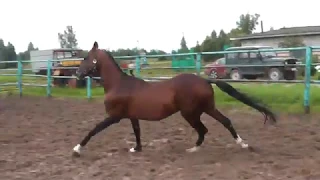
[1,46,319,113]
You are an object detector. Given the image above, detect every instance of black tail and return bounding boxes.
[208,79,276,123]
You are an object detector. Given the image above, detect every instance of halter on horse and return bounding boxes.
[72,42,276,156]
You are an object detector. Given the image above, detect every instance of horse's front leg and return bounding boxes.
[72,116,121,156]
[129,118,142,152]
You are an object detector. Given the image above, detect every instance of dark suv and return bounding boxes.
[224,46,301,80]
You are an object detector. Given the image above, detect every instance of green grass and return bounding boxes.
[0,66,41,84]
[2,83,320,114]
[0,75,47,84]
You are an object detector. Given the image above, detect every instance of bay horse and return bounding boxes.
[72,42,276,156]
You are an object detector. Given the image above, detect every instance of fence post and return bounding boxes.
[196,53,201,76]
[86,76,92,99]
[135,56,141,78]
[46,59,52,97]
[17,60,23,97]
[304,46,312,114]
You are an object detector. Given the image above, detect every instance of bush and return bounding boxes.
[299,55,318,77]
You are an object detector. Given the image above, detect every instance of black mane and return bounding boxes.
[102,50,127,76]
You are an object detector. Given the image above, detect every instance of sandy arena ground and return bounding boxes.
[1,96,320,180]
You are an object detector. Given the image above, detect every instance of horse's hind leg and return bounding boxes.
[181,113,208,152]
[205,108,249,149]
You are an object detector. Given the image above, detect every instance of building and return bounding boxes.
[230,26,320,58]
[231,26,320,47]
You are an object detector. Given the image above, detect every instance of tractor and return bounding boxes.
[30,48,93,88]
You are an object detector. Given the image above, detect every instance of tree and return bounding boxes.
[198,29,232,62]
[0,40,17,68]
[200,36,222,61]
[179,35,189,53]
[0,39,6,68]
[0,39,5,60]
[225,13,260,47]
[189,13,262,61]
[147,49,168,60]
[58,26,78,48]
[193,41,201,52]
[27,42,37,51]
[227,28,243,46]
[217,30,228,50]
[236,13,260,35]
[17,42,38,61]
[211,30,217,39]
[4,42,17,68]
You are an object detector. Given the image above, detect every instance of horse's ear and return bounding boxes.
[93,41,99,50]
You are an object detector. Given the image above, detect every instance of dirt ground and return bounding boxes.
[1,96,320,180]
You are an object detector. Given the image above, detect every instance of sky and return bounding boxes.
[0,0,319,53]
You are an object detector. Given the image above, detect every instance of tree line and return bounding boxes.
[0,12,306,69]
[0,40,38,68]
[58,13,263,62]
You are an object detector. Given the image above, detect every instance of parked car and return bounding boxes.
[223,46,301,80]
[204,58,227,79]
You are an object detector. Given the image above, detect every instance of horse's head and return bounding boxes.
[76,41,103,79]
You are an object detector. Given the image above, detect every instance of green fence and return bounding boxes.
[0,46,319,114]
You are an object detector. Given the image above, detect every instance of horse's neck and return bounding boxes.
[99,62,123,92]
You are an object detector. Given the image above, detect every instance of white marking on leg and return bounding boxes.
[73,144,82,154]
[129,147,136,153]
[235,135,248,148]
[186,146,200,153]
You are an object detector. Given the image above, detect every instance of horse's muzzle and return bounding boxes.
[75,70,85,80]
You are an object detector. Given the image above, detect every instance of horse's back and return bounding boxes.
[120,73,211,101]
[171,73,211,92]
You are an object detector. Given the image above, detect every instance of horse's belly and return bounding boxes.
[129,97,177,120]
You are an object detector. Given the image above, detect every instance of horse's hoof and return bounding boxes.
[241,143,249,148]
[72,151,81,157]
[129,147,142,153]
[186,146,200,153]
[72,144,81,157]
